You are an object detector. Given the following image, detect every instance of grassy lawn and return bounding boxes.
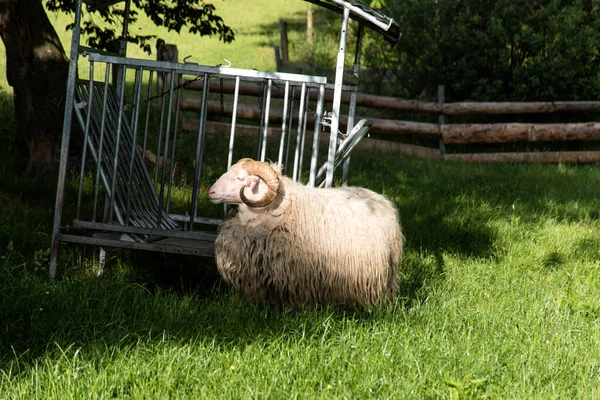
[1,1,600,399]
[2,149,600,398]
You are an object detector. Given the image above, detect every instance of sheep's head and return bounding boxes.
[208,158,280,208]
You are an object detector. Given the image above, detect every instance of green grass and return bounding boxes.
[2,150,600,398]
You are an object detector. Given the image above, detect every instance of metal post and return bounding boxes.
[156,71,177,225]
[278,81,290,165]
[342,23,364,186]
[308,84,325,187]
[76,62,96,219]
[189,73,210,229]
[107,66,128,223]
[224,76,241,219]
[293,83,307,182]
[260,79,273,162]
[125,68,144,224]
[325,7,351,188]
[49,0,84,278]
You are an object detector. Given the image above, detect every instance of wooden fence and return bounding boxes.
[179,80,600,163]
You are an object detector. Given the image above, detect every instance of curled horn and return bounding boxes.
[238,159,280,208]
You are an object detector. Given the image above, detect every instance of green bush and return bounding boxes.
[365,0,600,102]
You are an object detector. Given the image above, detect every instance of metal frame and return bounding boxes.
[49,0,401,278]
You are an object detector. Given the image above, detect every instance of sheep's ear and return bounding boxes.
[246,175,260,191]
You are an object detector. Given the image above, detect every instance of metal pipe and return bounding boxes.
[76,62,96,220]
[298,87,310,182]
[141,70,153,165]
[292,83,307,182]
[326,6,350,188]
[189,73,210,229]
[260,79,273,161]
[107,65,128,223]
[166,73,183,212]
[227,76,241,170]
[156,71,177,226]
[93,67,112,221]
[308,84,325,187]
[342,23,364,185]
[278,81,290,165]
[49,0,84,278]
[284,85,296,174]
[225,76,241,219]
[124,67,144,224]
[255,82,267,159]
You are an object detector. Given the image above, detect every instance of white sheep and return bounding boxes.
[208,158,403,308]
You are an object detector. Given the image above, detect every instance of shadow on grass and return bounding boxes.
[0,257,405,370]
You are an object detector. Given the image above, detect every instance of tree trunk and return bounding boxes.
[0,0,69,174]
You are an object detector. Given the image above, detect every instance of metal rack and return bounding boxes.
[49,0,401,278]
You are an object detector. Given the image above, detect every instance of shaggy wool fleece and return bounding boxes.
[216,173,403,308]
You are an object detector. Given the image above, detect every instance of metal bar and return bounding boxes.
[278,80,290,165]
[227,76,241,170]
[58,234,215,257]
[298,87,310,182]
[343,23,364,185]
[93,67,112,222]
[156,71,177,227]
[107,65,128,223]
[326,6,350,188]
[306,0,396,33]
[154,77,168,184]
[317,119,371,188]
[283,85,296,175]
[189,73,210,229]
[49,0,84,278]
[168,214,222,226]
[141,70,153,165]
[72,220,217,241]
[166,72,182,213]
[85,52,328,85]
[140,70,161,216]
[224,76,241,219]
[342,90,357,185]
[308,84,325,187]
[124,67,144,225]
[75,62,96,220]
[260,79,272,162]
[292,83,307,182]
[256,82,267,160]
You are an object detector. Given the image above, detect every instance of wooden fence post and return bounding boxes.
[280,20,289,65]
[274,46,282,71]
[156,42,178,94]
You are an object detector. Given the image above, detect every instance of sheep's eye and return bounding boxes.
[235,177,244,181]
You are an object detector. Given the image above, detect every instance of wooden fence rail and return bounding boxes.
[180,80,600,163]
[185,79,600,115]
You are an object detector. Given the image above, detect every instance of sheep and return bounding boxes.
[208,158,403,308]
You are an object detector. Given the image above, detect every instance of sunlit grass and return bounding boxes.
[2,150,600,398]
